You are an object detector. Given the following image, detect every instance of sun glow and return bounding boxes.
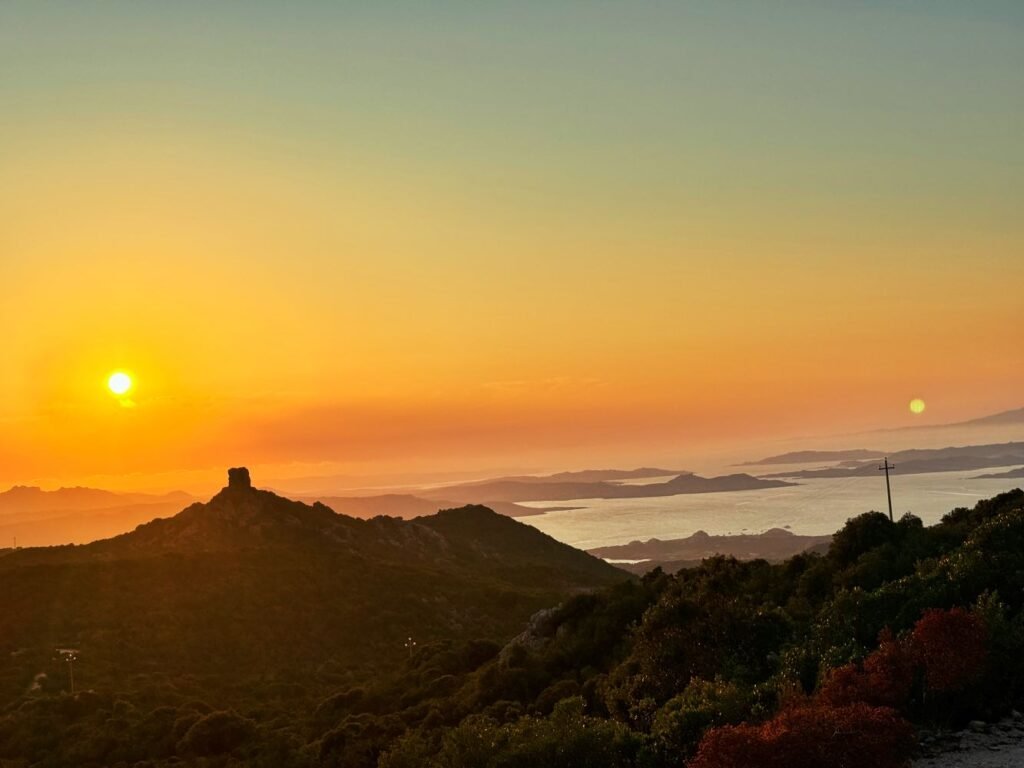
[909,398,926,415]
[108,371,133,396]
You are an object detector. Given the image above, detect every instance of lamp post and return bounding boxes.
[56,649,79,694]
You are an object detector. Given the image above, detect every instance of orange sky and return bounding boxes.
[1,3,1022,492]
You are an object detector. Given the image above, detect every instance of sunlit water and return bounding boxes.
[519,470,1023,550]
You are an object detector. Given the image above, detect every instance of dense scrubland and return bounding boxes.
[1,480,1023,767]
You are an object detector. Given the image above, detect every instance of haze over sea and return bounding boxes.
[520,470,1022,550]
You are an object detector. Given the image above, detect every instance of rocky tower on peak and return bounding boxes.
[227,467,252,490]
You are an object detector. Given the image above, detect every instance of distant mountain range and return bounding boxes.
[739,406,1024,469]
[883,406,1024,432]
[421,472,794,503]
[451,467,684,485]
[762,441,1024,479]
[974,466,1024,480]
[0,485,193,515]
[0,486,197,548]
[740,449,882,466]
[589,528,834,575]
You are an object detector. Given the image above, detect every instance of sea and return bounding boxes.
[518,469,1023,550]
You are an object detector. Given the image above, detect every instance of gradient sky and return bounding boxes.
[2,2,1022,491]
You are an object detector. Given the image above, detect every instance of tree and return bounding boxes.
[176,710,256,757]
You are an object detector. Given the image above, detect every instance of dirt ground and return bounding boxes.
[915,713,1024,767]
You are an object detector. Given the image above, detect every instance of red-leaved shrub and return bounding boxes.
[691,608,987,767]
[689,702,915,768]
[820,608,989,713]
[910,607,987,692]
[819,628,917,709]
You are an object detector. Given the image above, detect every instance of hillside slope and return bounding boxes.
[3,485,1023,767]
[0,469,625,705]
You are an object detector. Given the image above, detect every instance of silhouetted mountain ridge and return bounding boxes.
[0,469,626,702]
[301,494,554,521]
[4,470,622,588]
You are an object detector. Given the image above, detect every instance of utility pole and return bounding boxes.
[878,458,895,522]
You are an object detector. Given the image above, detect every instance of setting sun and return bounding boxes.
[108,371,133,396]
[909,398,926,415]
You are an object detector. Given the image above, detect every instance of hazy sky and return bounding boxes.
[2,2,1022,490]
